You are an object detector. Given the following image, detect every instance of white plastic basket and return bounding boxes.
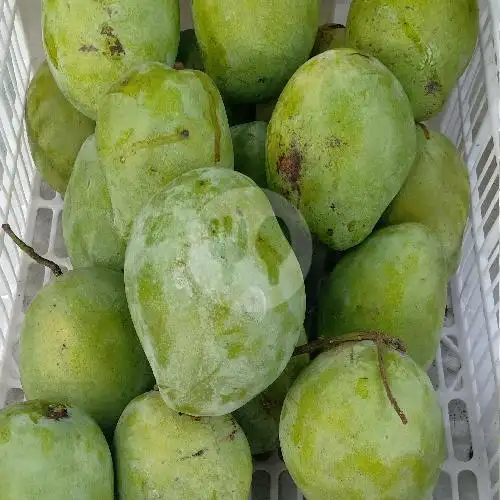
[0,0,498,498]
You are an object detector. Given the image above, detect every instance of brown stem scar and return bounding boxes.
[293,331,408,425]
[47,405,68,420]
[2,224,63,276]
[416,122,431,140]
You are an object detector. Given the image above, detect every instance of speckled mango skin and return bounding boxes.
[192,0,320,103]
[384,127,471,277]
[233,329,308,455]
[266,49,416,251]
[96,62,234,240]
[25,61,94,194]
[0,401,113,499]
[114,391,252,499]
[231,121,268,188]
[318,223,448,369]
[124,168,306,416]
[347,0,479,121]
[63,135,126,271]
[280,342,445,500]
[20,269,154,435]
[311,23,347,55]
[42,0,180,119]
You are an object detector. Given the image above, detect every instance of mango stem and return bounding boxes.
[2,223,63,276]
[293,331,408,425]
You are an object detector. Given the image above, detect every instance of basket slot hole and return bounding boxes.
[279,470,299,500]
[39,180,56,200]
[458,470,479,499]
[252,470,270,500]
[53,211,67,259]
[476,155,498,203]
[433,470,452,499]
[481,188,499,239]
[22,262,44,311]
[4,387,23,406]
[471,98,488,143]
[33,207,52,255]
[449,399,473,462]
[487,242,499,270]
[474,137,494,179]
[441,336,463,390]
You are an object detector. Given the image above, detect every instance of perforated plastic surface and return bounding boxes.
[0,0,499,499]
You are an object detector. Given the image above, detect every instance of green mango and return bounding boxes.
[192,0,320,103]
[280,342,445,500]
[124,168,306,416]
[42,0,180,119]
[96,62,234,240]
[114,391,252,499]
[267,49,416,251]
[176,29,204,71]
[230,121,267,188]
[347,0,479,121]
[63,135,126,271]
[233,329,308,455]
[311,23,347,55]
[384,126,470,277]
[318,223,448,369]
[25,61,94,194]
[0,400,113,499]
[20,269,154,436]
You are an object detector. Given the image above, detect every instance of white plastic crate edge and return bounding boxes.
[0,0,36,401]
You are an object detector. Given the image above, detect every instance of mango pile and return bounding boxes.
[1,0,479,498]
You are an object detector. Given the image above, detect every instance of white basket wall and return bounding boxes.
[0,0,498,499]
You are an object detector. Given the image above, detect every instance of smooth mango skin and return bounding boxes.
[25,61,94,194]
[63,135,126,271]
[176,29,204,71]
[124,168,306,416]
[0,401,113,499]
[96,62,234,240]
[280,343,445,500]
[347,0,479,121]
[42,0,180,119]
[311,23,347,55]
[20,269,154,436]
[231,121,267,188]
[233,329,308,455]
[318,223,448,369]
[192,0,320,103]
[384,127,471,277]
[114,391,252,499]
[266,49,416,250]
